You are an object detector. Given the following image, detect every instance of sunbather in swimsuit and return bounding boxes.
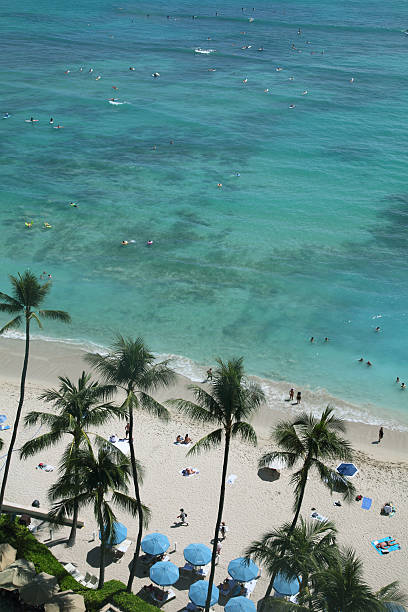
[376,539,398,550]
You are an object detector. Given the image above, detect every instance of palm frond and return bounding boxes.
[375,581,408,607]
[187,428,223,456]
[30,312,43,329]
[258,450,298,470]
[0,291,22,308]
[112,491,151,527]
[168,398,218,425]
[20,431,64,459]
[313,460,356,501]
[38,309,71,323]
[0,302,22,314]
[137,361,176,393]
[231,421,257,446]
[138,392,170,421]
[0,315,23,334]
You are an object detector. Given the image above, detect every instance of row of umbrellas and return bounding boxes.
[144,532,300,607]
[0,544,84,611]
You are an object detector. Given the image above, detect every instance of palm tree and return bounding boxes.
[271,548,407,612]
[20,372,124,546]
[258,407,355,608]
[48,445,148,589]
[246,518,337,605]
[170,357,265,612]
[86,336,176,592]
[0,271,70,512]
[312,548,407,612]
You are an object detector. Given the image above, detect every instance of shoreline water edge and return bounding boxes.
[1,334,407,463]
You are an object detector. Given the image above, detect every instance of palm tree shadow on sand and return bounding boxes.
[86,545,114,569]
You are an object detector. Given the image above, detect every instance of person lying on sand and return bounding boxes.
[182,467,197,475]
[376,539,399,551]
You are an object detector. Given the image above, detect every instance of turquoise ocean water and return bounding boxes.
[1,0,408,426]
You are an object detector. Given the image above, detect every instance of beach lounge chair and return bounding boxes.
[113,538,131,561]
[150,588,176,606]
[79,572,92,586]
[0,425,10,431]
[244,579,257,598]
[87,575,98,589]
[195,566,208,577]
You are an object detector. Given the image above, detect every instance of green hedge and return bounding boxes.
[0,516,158,612]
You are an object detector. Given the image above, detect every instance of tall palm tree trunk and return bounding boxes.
[0,316,30,512]
[205,432,231,612]
[127,403,144,593]
[67,456,79,547]
[259,463,310,612]
[97,496,106,589]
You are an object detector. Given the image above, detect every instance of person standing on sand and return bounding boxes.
[125,422,130,439]
[296,391,301,404]
[177,508,188,526]
[289,388,294,401]
[378,426,384,443]
[206,368,213,380]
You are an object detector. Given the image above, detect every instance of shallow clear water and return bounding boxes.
[1,0,408,425]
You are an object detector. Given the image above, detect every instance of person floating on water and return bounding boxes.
[43,222,52,229]
[3,113,10,119]
[25,221,33,228]
[147,240,153,246]
[69,202,78,207]
[49,117,54,124]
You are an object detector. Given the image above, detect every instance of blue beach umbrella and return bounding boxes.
[225,597,256,612]
[141,533,170,556]
[99,521,127,546]
[273,572,300,596]
[189,581,219,607]
[184,543,212,566]
[228,557,259,583]
[336,463,358,477]
[150,561,179,586]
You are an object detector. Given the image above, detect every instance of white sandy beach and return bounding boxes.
[0,336,407,609]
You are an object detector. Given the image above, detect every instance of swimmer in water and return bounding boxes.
[350,77,354,83]
[129,67,135,71]
[95,75,101,80]
[112,86,118,90]
[367,361,372,366]
[289,104,296,108]
[258,47,264,51]
[55,124,63,129]
[235,172,240,176]
[147,240,153,246]
[242,78,248,83]
[122,240,129,246]
[358,357,364,362]
[69,202,78,207]
[89,68,93,73]
[298,27,302,35]
[3,113,10,118]
[49,117,54,124]
[302,90,308,95]
[264,89,269,92]
[401,382,406,389]
[276,67,282,71]
[217,183,222,188]
[289,76,294,81]
[375,326,381,332]
[43,222,52,229]
[152,72,160,78]
[25,221,33,228]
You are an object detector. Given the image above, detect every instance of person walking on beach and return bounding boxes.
[296,391,301,404]
[289,388,294,401]
[206,367,213,381]
[177,508,188,526]
[378,426,384,443]
[125,422,130,439]
[220,521,228,540]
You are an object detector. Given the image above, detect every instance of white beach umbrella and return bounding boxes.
[267,457,288,471]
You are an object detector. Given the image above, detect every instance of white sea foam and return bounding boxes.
[2,331,407,431]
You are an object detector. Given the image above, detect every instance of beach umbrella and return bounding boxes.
[189,581,219,607]
[45,591,86,612]
[228,557,259,583]
[99,521,127,546]
[150,561,179,586]
[141,533,170,556]
[273,572,300,597]
[0,543,16,571]
[184,543,212,566]
[336,463,358,478]
[20,572,59,606]
[225,596,256,612]
[0,559,36,590]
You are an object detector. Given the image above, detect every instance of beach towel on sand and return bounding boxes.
[362,497,372,510]
[371,536,401,555]
[227,474,237,485]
